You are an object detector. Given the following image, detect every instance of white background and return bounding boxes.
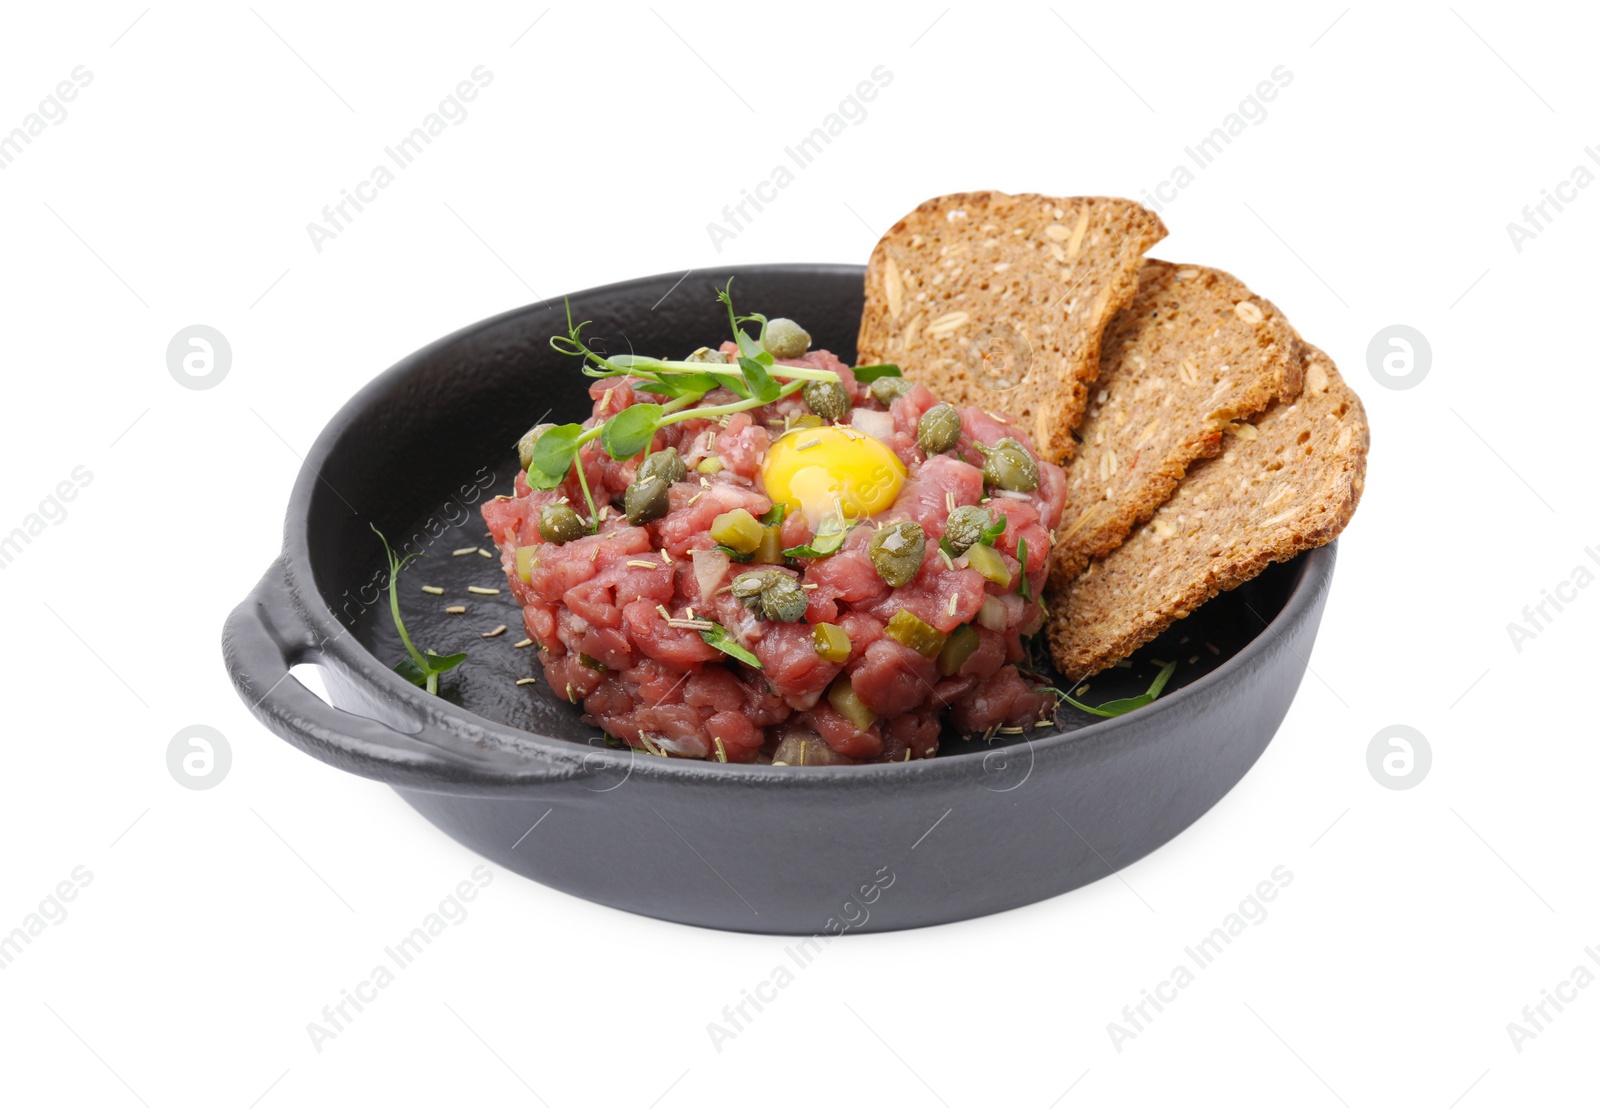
[1,2,1594,1113]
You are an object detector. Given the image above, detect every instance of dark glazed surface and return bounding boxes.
[222,264,1335,932]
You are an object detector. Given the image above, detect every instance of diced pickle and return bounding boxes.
[711,509,764,553]
[697,455,723,474]
[753,524,784,565]
[514,545,538,584]
[936,624,980,676]
[828,676,876,730]
[963,542,1011,586]
[812,622,852,662]
[885,609,948,659]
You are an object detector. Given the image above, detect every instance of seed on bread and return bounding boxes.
[1047,343,1368,679]
[1048,260,1304,585]
[856,192,1166,464]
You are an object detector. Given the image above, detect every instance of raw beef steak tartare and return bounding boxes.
[482,300,1065,764]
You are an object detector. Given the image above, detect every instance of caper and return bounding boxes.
[942,505,992,555]
[981,437,1040,492]
[730,569,807,622]
[868,520,926,587]
[730,570,776,601]
[637,447,686,485]
[538,503,587,544]
[623,475,670,525]
[517,423,554,472]
[764,318,811,360]
[917,403,961,455]
[758,577,809,623]
[870,376,913,407]
[686,346,727,364]
[802,378,850,422]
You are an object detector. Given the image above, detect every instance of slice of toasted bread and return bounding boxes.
[1047,344,1368,679]
[1049,260,1304,584]
[856,192,1166,463]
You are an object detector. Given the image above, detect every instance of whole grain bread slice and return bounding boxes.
[1047,344,1368,679]
[856,192,1166,463]
[1049,260,1304,584]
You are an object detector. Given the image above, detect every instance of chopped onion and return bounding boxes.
[692,548,729,601]
[976,595,1008,631]
[849,407,896,443]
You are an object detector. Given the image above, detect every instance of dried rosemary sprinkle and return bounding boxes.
[445,605,467,615]
[467,585,501,595]
[477,548,493,559]
[481,625,508,638]
[626,560,658,569]
[514,638,534,648]
[452,546,478,557]
[421,585,445,595]
[515,677,538,686]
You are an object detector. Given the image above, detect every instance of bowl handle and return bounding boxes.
[222,556,581,793]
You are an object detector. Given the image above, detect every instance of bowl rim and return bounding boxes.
[277,262,1333,788]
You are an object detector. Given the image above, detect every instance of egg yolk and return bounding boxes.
[761,426,906,527]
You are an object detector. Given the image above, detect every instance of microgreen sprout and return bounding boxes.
[528,282,844,494]
[372,525,467,696]
[1044,660,1178,719]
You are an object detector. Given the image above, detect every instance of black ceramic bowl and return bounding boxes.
[222,264,1335,934]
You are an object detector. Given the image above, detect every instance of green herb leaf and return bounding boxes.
[701,621,762,668]
[1018,536,1032,601]
[980,513,1008,547]
[532,423,584,481]
[714,544,752,561]
[738,355,781,404]
[852,364,902,383]
[759,503,787,527]
[784,517,853,559]
[1054,660,1178,719]
[372,524,466,696]
[654,370,721,396]
[393,658,429,687]
[600,403,661,460]
[424,650,468,673]
[708,370,753,397]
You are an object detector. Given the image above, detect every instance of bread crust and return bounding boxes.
[1047,344,1368,679]
[1048,259,1304,585]
[856,192,1166,463]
